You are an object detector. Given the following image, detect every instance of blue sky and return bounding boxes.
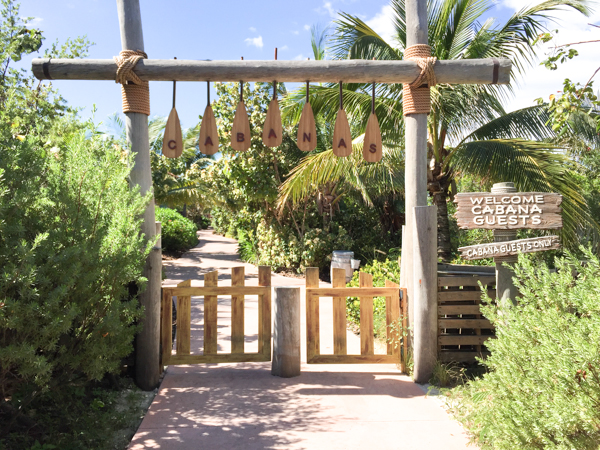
[18,0,600,131]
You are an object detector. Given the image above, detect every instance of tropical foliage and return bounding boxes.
[449,250,600,449]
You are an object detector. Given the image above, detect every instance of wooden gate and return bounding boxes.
[161,266,271,365]
[305,267,407,368]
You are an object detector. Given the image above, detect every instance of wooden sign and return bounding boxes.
[333,109,352,157]
[455,192,562,230]
[162,107,183,158]
[363,112,382,162]
[297,102,317,152]
[198,104,218,155]
[458,235,560,261]
[230,101,251,152]
[262,98,282,147]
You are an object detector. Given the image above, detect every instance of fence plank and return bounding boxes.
[308,354,399,364]
[161,289,173,365]
[164,286,269,296]
[258,266,271,356]
[359,272,374,356]
[332,268,347,356]
[231,267,245,354]
[176,279,192,355]
[204,271,219,355]
[168,352,270,365]
[438,290,495,301]
[306,268,320,360]
[438,305,484,315]
[401,287,408,373]
[385,280,400,357]
[438,276,496,287]
[439,318,493,329]
[439,335,493,345]
[307,287,398,297]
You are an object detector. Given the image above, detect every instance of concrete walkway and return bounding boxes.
[129,230,474,449]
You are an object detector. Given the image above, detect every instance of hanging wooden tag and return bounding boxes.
[162,107,183,158]
[231,101,251,152]
[332,109,352,157]
[363,113,382,162]
[297,102,317,152]
[199,104,218,155]
[262,98,282,147]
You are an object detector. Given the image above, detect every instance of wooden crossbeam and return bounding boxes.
[32,58,511,85]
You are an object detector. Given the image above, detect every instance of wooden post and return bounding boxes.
[116,0,161,391]
[272,287,301,378]
[412,206,438,383]
[404,0,430,347]
[491,182,519,303]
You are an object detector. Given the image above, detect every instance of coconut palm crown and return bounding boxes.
[279,0,599,260]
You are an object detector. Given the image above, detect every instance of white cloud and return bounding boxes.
[249,26,257,32]
[304,24,311,31]
[501,7,600,112]
[293,53,306,60]
[366,5,396,45]
[280,45,289,51]
[245,36,264,49]
[25,17,43,26]
[316,1,336,18]
[292,30,299,35]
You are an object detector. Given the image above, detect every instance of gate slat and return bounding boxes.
[306,268,320,361]
[161,289,173,365]
[231,267,245,354]
[258,266,271,357]
[359,272,374,356]
[176,279,192,355]
[385,280,400,356]
[332,268,347,356]
[204,271,219,355]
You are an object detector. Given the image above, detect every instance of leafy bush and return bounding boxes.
[448,250,600,449]
[346,259,401,335]
[0,130,151,402]
[155,207,198,253]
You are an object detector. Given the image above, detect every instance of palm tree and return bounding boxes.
[280,0,599,261]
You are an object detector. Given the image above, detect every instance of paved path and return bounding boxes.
[129,230,474,449]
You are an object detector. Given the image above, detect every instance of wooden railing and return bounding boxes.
[160,266,271,365]
[306,267,405,366]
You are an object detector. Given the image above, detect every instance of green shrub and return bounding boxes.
[448,250,600,449]
[0,130,151,398]
[156,207,198,253]
[346,259,401,335]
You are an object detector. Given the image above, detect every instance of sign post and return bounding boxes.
[455,182,563,303]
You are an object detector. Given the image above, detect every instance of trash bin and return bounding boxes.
[331,250,355,282]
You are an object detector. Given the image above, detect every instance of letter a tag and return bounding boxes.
[199,103,219,155]
[262,98,283,147]
[333,108,352,157]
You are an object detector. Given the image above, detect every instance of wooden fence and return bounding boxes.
[306,267,407,369]
[160,266,271,365]
[438,266,496,363]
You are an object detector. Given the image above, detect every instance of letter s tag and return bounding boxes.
[369,143,377,154]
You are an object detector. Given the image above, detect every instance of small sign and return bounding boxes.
[458,235,561,261]
[455,192,562,230]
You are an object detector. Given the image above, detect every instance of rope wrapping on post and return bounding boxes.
[114,50,150,115]
[403,44,437,116]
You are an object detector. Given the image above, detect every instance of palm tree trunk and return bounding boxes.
[433,192,452,262]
